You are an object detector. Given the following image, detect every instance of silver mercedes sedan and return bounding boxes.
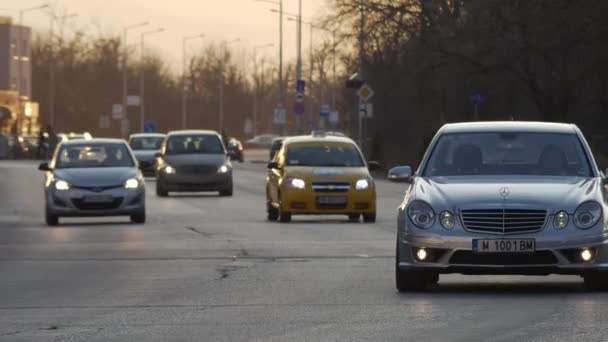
[390,122,608,291]
[39,139,146,226]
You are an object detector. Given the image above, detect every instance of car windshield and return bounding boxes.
[130,136,164,151]
[423,132,592,177]
[286,143,364,167]
[55,143,135,169]
[166,134,224,155]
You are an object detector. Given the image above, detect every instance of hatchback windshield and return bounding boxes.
[423,132,592,177]
[166,134,224,155]
[286,143,364,167]
[130,136,164,151]
[55,143,135,169]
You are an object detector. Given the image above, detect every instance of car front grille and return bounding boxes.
[311,182,350,193]
[72,198,123,210]
[177,165,218,176]
[461,209,547,234]
[71,185,123,192]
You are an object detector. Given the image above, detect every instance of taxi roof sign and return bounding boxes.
[358,84,374,102]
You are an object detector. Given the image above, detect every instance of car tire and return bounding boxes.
[279,210,291,222]
[395,244,437,292]
[156,181,168,197]
[267,202,279,221]
[584,272,608,291]
[363,212,376,223]
[45,210,59,226]
[219,184,233,197]
[130,211,146,224]
[348,214,360,222]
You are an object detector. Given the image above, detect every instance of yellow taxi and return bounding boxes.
[266,133,377,223]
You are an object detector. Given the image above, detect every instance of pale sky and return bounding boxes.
[4,0,329,70]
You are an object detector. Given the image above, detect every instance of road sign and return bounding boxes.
[320,104,331,118]
[358,83,374,102]
[112,104,123,119]
[329,111,339,125]
[244,118,253,135]
[296,80,306,92]
[127,95,141,107]
[470,92,484,105]
[99,115,110,129]
[143,120,156,133]
[294,102,305,115]
[358,101,374,119]
[274,105,286,125]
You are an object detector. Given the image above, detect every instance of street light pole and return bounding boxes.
[219,39,241,133]
[48,12,77,129]
[252,44,274,137]
[122,21,148,137]
[139,28,164,133]
[181,34,205,129]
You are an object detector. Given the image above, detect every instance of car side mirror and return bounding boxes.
[367,161,380,172]
[268,161,279,170]
[388,166,413,183]
[38,162,51,171]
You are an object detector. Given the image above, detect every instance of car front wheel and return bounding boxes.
[584,272,608,291]
[363,212,376,223]
[130,211,146,224]
[45,209,58,226]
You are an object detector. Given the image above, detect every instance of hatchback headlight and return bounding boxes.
[286,177,305,190]
[355,179,370,190]
[407,201,435,229]
[440,211,455,230]
[574,201,602,230]
[553,211,569,230]
[55,180,70,191]
[164,165,175,174]
[124,178,139,189]
[218,165,230,173]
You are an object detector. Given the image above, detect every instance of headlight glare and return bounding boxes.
[164,165,175,174]
[553,210,569,230]
[440,211,455,229]
[574,201,602,230]
[355,179,370,190]
[407,201,435,229]
[286,178,305,189]
[55,180,70,191]
[218,165,229,173]
[124,178,139,189]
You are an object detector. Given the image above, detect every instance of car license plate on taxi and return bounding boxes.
[83,195,114,204]
[473,239,535,253]
[316,196,347,205]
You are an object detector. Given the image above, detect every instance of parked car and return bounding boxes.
[155,130,233,197]
[226,138,244,163]
[391,121,608,291]
[128,133,166,177]
[246,134,278,148]
[38,138,146,226]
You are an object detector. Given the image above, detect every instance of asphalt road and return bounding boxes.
[1,159,607,341]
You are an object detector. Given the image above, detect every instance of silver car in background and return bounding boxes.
[391,122,608,291]
[128,133,166,177]
[39,139,146,226]
[155,130,233,197]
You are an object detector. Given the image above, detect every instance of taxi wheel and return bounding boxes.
[267,203,279,221]
[279,210,292,222]
[348,214,360,222]
[584,272,608,291]
[363,212,376,223]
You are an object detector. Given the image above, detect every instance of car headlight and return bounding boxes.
[124,178,140,189]
[164,165,175,175]
[553,210,569,230]
[407,201,435,229]
[574,201,602,230]
[55,180,70,191]
[355,179,370,190]
[218,165,230,173]
[440,210,455,230]
[286,177,305,190]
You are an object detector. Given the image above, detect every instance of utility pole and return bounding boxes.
[252,44,274,137]
[122,22,149,137]
[219,39,241,133]
[48,12,77,129]
[295,0,303,133]
[181,34,205,129]
[358,5,366,150]
[140,28,164,132]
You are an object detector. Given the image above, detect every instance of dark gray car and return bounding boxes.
[155,130,233,197]
[39,139,146,226]
[128,133,166,177]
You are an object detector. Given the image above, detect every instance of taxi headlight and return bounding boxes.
[286,177,305,190]
[407,201,435,229]
[553,210,569,230]
[574,201,602,230]
[355,179,370,190]
[124,178,139,189]
[164,165,176,175]
[218,165,230,173]
[440,211,455,230]
[55,180,70,191]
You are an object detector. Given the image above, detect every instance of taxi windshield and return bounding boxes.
[286,143,364,167]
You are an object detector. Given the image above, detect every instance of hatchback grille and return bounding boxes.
[311,182,350,193]
[72,198,123,210]
[177,165,217,176]
[461,209,547,234]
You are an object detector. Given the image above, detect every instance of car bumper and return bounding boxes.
[280,188,376,215]
[47,187,145,217]
[159,172,232,192]
[397,231,608,275]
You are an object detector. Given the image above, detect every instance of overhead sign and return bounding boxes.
[358,83,374,102]
[127,95,141,107]
[99,115,110,129]
[320,104,331,118]
[329,111,339,124]
[273,104,286,125]
[243,118,253,134]
[143,120,156,133]
[294,102,305,115]
[112,104,123,119]
[296,80,306,92]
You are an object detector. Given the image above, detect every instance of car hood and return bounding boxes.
[285,166,371,183]
[163,154,227,166]
[412,176,602,213]
[132,150,158,162]
[54,167,137,187]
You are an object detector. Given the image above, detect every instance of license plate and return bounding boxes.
[316,196,347,205]
[83,195,114,204]
[473,239,535,253]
